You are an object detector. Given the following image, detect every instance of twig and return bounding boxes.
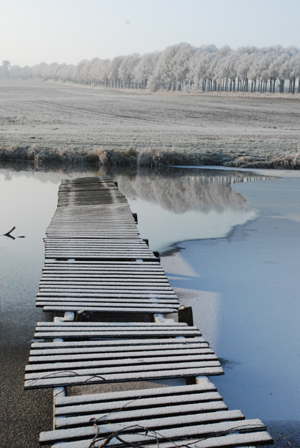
[28,370,106,388]
[266,425,299,447]
[87,422,269,448]
[4,226,16,239]
[95,396,144,425]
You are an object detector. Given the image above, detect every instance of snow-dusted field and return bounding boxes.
[1,80,300,166]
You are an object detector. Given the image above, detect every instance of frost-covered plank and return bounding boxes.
[30,343,209,358]
[56,401,227,429]
[35,321,189,328]
[25,360,222,379]
[117,434,270,448]
[36,292,178,300]
[52,408,242,438]
[55,392,223,419]
[31,337,207,350]
[55,392,223,418]
[30,347,213,362]
[44,252,155,257]
[44,432,272,448]
[45,254,158,260]
[39,418,265,445]
[42,268,165,274]
[55,382,217,407]
[34,324,197,332]
[44,242,146,247]
[41,305,178,313]
[35,321,189,327]
[38,284,173,291]
[34,325,196,333]
[43,261,162,267]
[26,353,219,372]
[33,329,200,339]
[43,261,166,272]
[41,275,167,281]
[36,299,179,307]
[44,260,159,265]
[37,300,178,308]
[36,299,178,307]
[36,290,178,298]
[44,238,145,243]
[24,366,224,389]
[41,278,169,284]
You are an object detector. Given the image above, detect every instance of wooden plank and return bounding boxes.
[24,365,224,389]
[33,327,200,338]
[44,254,158,260]
[55,397,226,428]
[41,305,178,313]
[54,383,218,406]
[36,295,178,303]
[36,293,178,300]
[30,337,207,350]
[25,361,222,378]
[35,321,190,328]
[42,410,247,443]
[43,261,162,267]
[42,267,165,273]
[40,276,169,282]
[33,331,199,340]
[44,238,144,242]
[26,354,219,372]
[38,284,174,291]
[44,432,272,448]
[38,288,176,295]
[37,300,178,308]
[29,347,213,362]
[40,420,271,448]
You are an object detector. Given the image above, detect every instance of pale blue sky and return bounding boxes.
[1,0,300,67]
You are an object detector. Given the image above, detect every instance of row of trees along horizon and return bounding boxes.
[2,43,300,94]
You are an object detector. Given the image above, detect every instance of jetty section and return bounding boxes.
[24,176,272,448]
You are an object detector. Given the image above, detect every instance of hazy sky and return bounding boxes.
[1,0,300,67]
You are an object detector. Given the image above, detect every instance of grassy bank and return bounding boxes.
[1,145,300,169]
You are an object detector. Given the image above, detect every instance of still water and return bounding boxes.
[0,166,299,446]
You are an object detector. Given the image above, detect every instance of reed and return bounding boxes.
[0,145,299,169]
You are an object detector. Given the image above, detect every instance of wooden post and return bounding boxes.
[177,305,194,327]
[178,305,196,384]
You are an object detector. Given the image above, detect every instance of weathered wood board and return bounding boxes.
[38,382,272,447]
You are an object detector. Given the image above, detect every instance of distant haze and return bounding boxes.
[1,0,300,67]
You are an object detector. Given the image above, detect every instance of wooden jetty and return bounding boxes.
[24,176,272,447]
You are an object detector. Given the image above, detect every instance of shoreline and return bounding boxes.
[1,146,300,170]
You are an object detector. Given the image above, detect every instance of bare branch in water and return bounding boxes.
[4,226,16,239]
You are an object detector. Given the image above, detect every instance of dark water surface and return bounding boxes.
[0,166,299,447]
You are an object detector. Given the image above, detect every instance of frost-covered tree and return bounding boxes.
[153,44,183,90]
[106,56,124,87]
[170,43,195,90]
[1,60,11,78]
[118,53,141,88]
[133,52,160,89]
[3,43,300,94]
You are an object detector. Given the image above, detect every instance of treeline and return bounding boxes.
[2,43,300,93]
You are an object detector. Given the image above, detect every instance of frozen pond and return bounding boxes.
[0,165,300,446]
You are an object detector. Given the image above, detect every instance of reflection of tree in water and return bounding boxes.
[115,168,268,214]
[1,162,268,213]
